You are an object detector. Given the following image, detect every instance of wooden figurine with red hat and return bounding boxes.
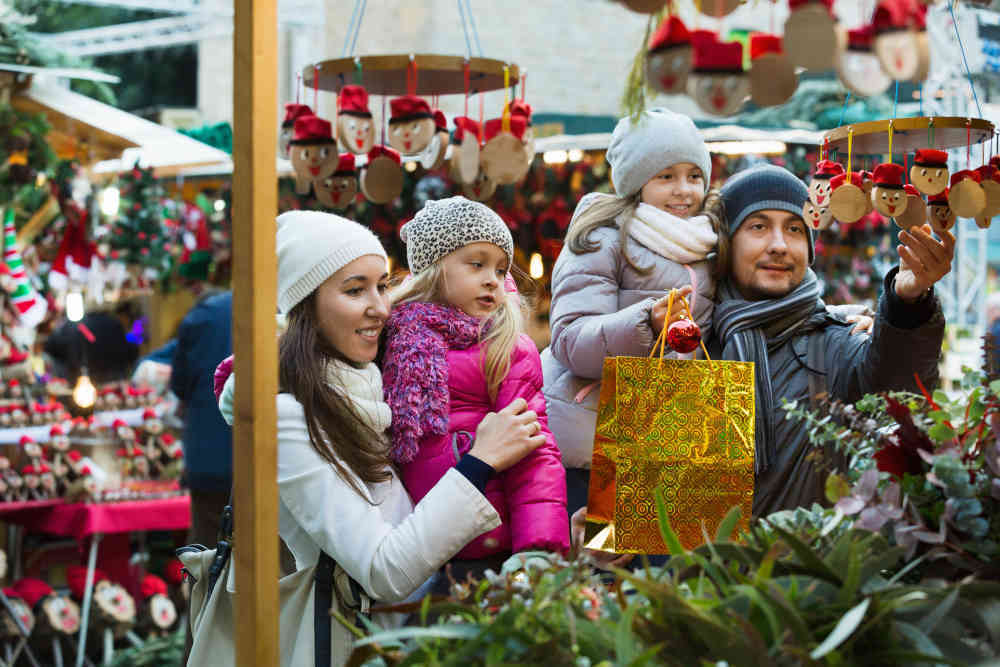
[315,154,358,210]
[38,465,56,498]
[948,169,986,218]
[838,25,892,97]
[66,565,136,646]
[802,199,833,231]
[872,0,928,81]
[462,168,498,202]
[481,111,530,185]
[65,464,101,502]
[748,33,797,107]
[288,115,338,196]
[11,577,80,640]
[21,465,44,500]
[279,103,313,160]
[784,0,843,72]
[829,171,868,224]
[451,117,483,185]
[136,574,178,638]
[388,95,436,156]
[646,14,693,95]
[688,32,749,116]
[419,109,450,170]
[927,190,956,232]
[0,587,35,649]
[337,85,375,155]
[871,163,909,217]
[975,164,1000,228]
[509,101,535,174]
[910,149,949,195]
[894,184,928,229]
[162,559,189,613]
[49,424,76,486]
[809,160,844,208]
[360,146,403,205]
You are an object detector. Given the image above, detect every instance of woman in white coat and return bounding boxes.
[216,210,545,665]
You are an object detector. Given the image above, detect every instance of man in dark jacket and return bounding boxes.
[170,291,233,546]
[710,165,952,518]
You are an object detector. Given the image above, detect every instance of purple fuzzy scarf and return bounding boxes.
[382,302,481,464]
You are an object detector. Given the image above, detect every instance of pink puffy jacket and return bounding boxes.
[396,334,569,559]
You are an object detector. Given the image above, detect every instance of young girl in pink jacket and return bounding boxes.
[382,196,569,579]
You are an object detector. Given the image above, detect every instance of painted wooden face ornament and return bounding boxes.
[462,168,497,202]
[279,103,312,160]
[910,149,949,196]
[509,100,535,178]
[927,190,956,232]
[418,110,450,170]
[288,115,338,195]
[809,160,844,208]
[360,146,403,205]
[838,26,892,97]
[13,579,80,636]
[646,15,693,95]
[893,184,927,229]
[870,163,908,218]
[451,117,482,185]
[872,0,928,81]
[314,153,357,210]
[802,199,833,231]
[688,32,749,117]
[829,171,867,224]
[140,575,178,633]
[784,0,841,72]
[948,169,986,219]
[975,164,1000,228]
[481,113,530,185]
[388,95,435,156]
[336,85,375,155]
[749,33,797,107]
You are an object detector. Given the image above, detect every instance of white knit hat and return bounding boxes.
[275,210,387,314]
[399,196,513,274]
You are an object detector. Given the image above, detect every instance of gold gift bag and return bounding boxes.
[584,295,756,553]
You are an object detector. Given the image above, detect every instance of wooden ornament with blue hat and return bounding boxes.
[688,31,748,116]
[947,168,985,218]
[870,162,909,218]
[893,184,927,229]
[360,145,403,205]
[910,148,949,195]
[388,94,435,155]
[279,102,312,159]
[646,14,693,95]
[288,114,337,195]
[315,153,357,210]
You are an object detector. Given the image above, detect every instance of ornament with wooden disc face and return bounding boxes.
[784,1,841,72]
[94,579,137,628]
[481,114,531,185]
[419,110,449,170]
[802,199,833,231]
[872,1,928,81]
[314,154,357,209]
[279,103,312,160]
[809,160,844,207]
[975,164,1000,228]
[509,100,535,181]
[748,33,797,107]
[909,148,949,195]
[860,170,875,214]
[462,168,497,202]
[893,184,927,229]
[360,146,404,205]
[910,30,930,82]
[870,162,908,217]
[451,117,482,185]
[646,15,693,95]
[688,34,749,116]
[828,171,867,223]
[948,169,986,218]
[0,594,32,639]
[927,190,956,232]
[838,26,892,97]
[337,85,375,155]
[388,95,436,156]
[289,115,338,195]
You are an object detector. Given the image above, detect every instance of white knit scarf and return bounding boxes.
[326,359,393,436]
[628,202,717,264]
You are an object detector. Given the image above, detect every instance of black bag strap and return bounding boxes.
[314,552,336,667]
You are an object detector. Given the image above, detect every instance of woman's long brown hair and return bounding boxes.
[279,291,391,500]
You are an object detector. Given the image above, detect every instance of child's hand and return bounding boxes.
[846,313,874,336]
[570,507,634,569]
[649,286,693,335]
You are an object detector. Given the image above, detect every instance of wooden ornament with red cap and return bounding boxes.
[838,25,892,97]
[360,145,404,205]
[337,85,375,155]
[12,577,80,637]
[315,153,357,210]
[802,199,833,231]
[910,148,949,195]
[646,14,693,95]
[288,115,338,195]
[808,159,844,208]
[481,112,530,185]
[697,0,740,17]
[872,0,928,81]
[419,109,450,170]
[688,31,749,117]
[451,117,482,185]
[137,574,178,637]
[279,103,313,160]
[871,163,909,217]
[893,184,927,229]
[975,164,1000,228]
[749,33,797,107]
[828,171,867,224]
[509,100,535,180]
[67,565,136,639]
[462,167,498,202]
[388,94,436,156]
[948,169,986,218]
[0,588,34,641]
[927,189,956,232]
[784,0,844,72]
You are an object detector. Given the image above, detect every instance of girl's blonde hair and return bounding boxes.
[390,260,527,402]
[564,188,729,281]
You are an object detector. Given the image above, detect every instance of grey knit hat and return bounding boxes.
[606,108,712,197]
[720,164,815,264]
[400,196,514,274]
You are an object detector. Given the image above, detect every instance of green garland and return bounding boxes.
[0,102,55,225]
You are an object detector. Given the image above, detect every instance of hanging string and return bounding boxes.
[822,136,829,162]
[904,151,908,183]
[847,128,853,177]
[929,117,935,148]
[381,95,387,147]
[478,91,484,144]
[918,82,923,117]
[838,92,851,128]
[341,0,363,57]
[295,73,301,104]
[354,58,363,84]
[407,56,417,97]
[948,0,983,118]
[463,0,484,57]
[502,65,511,133]
[520,70,527,101]
[892,80,899,121]
[346,0,368,58]
[457,0,474,59]
[463,60,470,119]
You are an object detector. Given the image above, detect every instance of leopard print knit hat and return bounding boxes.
[400,196,514,274]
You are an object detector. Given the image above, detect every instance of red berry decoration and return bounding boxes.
[666,319,701,354]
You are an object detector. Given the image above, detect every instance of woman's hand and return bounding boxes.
[650,286,693,335]
[570,507,633,569]
[471,398,545,472]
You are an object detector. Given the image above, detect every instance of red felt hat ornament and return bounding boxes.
[650,15,691,51]
[289,115,335,145]
[19,435,34,447]
[948,169,986,218]
[453,117,482,144]
[142,408,157,420]
[164,559,185,585]
[112,419,129,430]
[693,36,744,72]
[432,109,448,132]
[914,148,948,166]
[66,565,109,601]
[140,574,169,600]
[337,85,372,118]
[333,153,356,175]
[12,578,53,609]
[282,103,313,128]
[389,95,432,123]
[873,162,905,187]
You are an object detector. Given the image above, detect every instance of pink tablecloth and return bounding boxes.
[0,496,191,539]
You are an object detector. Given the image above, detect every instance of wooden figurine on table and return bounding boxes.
[67,566,136,646]
[9,406,27,428]
[13,577,80,662]
[20,466,44,501]
[0,406,10,428]
[19,435,45,471]
[38,465,56,498]
[48,425,74,479]
[111,419,136,448]
[0,587,36,660]
[65,465,100,503]
[1,460,24,502]
[136,575,177,638]
[6,379,22,400]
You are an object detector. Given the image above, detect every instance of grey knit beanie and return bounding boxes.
[720,164,815,264]
[400,196,514,274]
[275,210,387,314]
[606,108,712,197]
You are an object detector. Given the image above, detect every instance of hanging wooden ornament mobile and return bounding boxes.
[927,190,956,233]
[509,94,535,178]
[894,184,928,229]
[452,63,483,185]
[808,159,844,208]
[462,167,498,202]
[419,108,449,170]
[975,163,1000,228]
[949,124,986,218]
[645,13,693,95]
[279,101,313,160]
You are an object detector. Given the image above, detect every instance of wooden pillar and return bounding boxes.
[232,0,279,664]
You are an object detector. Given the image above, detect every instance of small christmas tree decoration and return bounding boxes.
[11,578,80,636]
[802,199,833,230]
[288,115,338,195]
[481,113,530,185]
[893,184,927,229]
[838,25,892,97]
[388,95,435,155]
[829,171,867,224]
[784,0,842,72]
[451,117,483,185]
[809,160,844,207]
[314,153,357,210]
[870,162,908,217]
[418,109,450,170]
[337,85,375,155]
[688,32,748,116]
[646,14,693,95]
[360,146,403,205]
[927,189,956,232]
[137,574,178,637]
[910,148,949,195]
[462,167,498,202]
[748,33,797,107]
[872,0,928,81]
[948,169,986,218]
[2,209,46,327]
[975,164,1000,228]
[279,103,313,160]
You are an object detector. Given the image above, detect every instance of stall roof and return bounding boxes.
[12,80,231,176]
